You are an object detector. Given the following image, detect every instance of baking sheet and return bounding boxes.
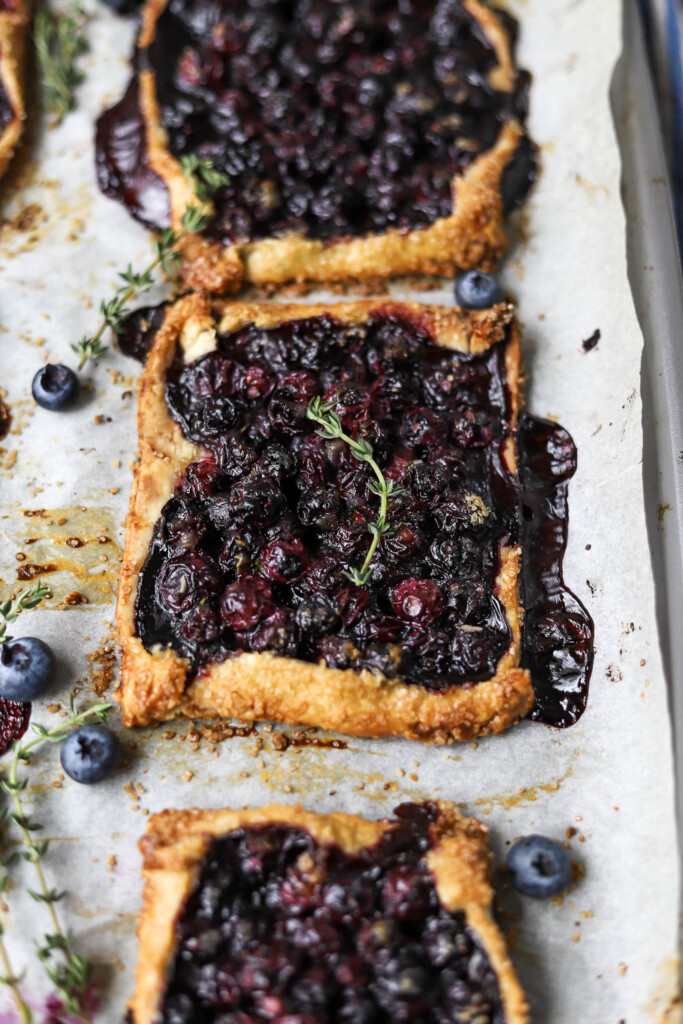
[614,0,683,876]
[0,0,680,1020]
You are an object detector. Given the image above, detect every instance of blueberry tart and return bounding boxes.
[127,801,529,1023]
[96,0,536,291]
[115,296,534,740]
[0,0,29,180]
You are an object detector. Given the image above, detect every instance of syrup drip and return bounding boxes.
[95,76,170,231]
[518,413,594,727]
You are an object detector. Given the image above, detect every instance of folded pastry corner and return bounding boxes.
[115,296,533,741]
[96,0,536,291]
[128,800,529,1024]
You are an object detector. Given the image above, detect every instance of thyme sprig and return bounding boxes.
[71,205,212,370]
[35,2,88,125]
[0,697,113,1020]
[306,397,402,586]
[0,582,50,647]
[180,154,230,203]
[0,808,31,1023]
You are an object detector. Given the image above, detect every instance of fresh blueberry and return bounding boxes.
[454,271,504,310]
[32,364,80,411]
[60,725,120,784]
[506,834,571,898]
[0,637,55,701]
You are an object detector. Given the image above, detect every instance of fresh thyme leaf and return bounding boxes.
[0,582,49,646]
[306,397,396,586]
[181,203,212,234]
[35,2,88,125]
[2,697,112,1017]
[28,888,64,904]
[0,797,31,1022]
[180,154,230,203]
[10,813,43,831]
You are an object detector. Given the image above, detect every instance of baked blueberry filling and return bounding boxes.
[134,309,519,691]
[0,698,30,756]
[96,0,536,241]
[158,803,505,1024]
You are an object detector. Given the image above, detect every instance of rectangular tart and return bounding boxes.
[128,801,529,1024]
[96,0,535,291]
[115,296,533,739]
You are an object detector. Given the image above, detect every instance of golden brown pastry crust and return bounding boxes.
[134,0,529,291]
[114,297,534,740]
[129,801,529,1024]
[0,0,29,180]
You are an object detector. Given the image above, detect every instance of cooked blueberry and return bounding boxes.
[157,552,221,614]
[390,579,444,626]
[32,364,79,411]
[297,488,340,531]
[220,578,273,630]
[404,462,446,501]
[0,637,55,701]
[268,372,318,434]
[60,724,120,784]
[315,635,356,669]
[323,382,371,428]
[229,475,285,526]
[261,537,311,582]
[245,609,299,655]
[197,396,239,436]
[295,596,339,636]
[214,434,259,478]
[181,605,221,643]
[454,271,504,310]
[176,459,221,499]
[259,443,298,480]
[399,407,442,447]
[358,642,410,679]
[506,834,571,898]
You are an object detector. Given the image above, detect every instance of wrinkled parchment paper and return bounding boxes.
[0,1,679,1020]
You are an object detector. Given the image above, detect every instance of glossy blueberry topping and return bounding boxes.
[95,77,171,231]
[97,0,535,242]
[135,310,518,690]
[454,272,504,311]
[32,364,80,411]
[116,303,170,362]
[518,414,594,728]
[0,637,55,702]
[159,803,505,1024]
[60,724,121,784]
[506,834,571,899]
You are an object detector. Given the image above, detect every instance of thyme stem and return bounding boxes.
[0,932,31,1024]
[1,699,112,1019]
[35,2,88,125]
[306,397,402,586]
[0,808,31,1023]
[0,582,50,646]
[72,204,212,370]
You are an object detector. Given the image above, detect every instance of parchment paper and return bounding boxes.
[0,1,679,1020]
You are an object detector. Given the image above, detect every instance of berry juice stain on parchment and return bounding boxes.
[470,751,579,815]
[0,506,123,606]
